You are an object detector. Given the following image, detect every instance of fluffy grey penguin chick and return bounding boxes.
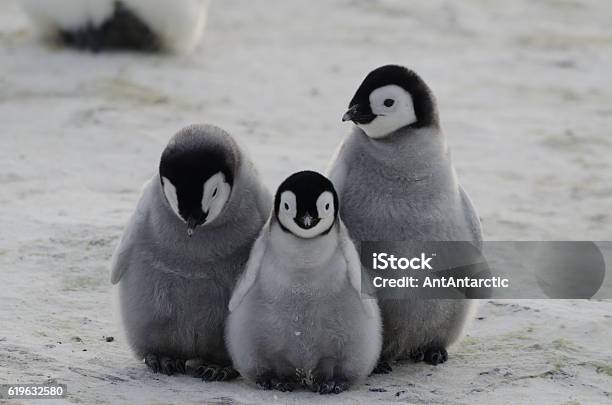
[328,65,483,371]
[227,171,382,394]
[110,124,271,380]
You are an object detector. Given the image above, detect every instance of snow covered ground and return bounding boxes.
[1,0,611,403]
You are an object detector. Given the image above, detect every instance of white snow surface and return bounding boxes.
[1,0,611,404]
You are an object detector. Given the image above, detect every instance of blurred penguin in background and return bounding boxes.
[21,0,210,53]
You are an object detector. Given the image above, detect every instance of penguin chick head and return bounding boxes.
[159,125,236,236]
[342,65,438,139]
[274,171,338,239]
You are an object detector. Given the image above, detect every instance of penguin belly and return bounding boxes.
[118,257,238,365]
[340,168,477,363]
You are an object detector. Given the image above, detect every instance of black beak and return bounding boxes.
[296,213,320,230]
[342,105,359,122]
[186,212,207,237]
[186,218,198,237]
[342,104,376,123]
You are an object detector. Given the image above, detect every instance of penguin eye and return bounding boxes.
[325,203,330,211]
[284,202,290,211]
[212,187,218,198]
[384,99,395,107]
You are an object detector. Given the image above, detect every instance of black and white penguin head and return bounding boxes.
[342,65,438,139]
[274,171,338,239]
[159,125,237,236]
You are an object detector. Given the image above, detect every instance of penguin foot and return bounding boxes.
[271,379,294,392]
[159,356,185,376]
[175,358,186,374]
[197,365,220,381]
[144,353,160,373]
[144,354,185,376]
[215,366,240,381]
[315,380,350,395]
[194,364,239,382]
[255,373,294,392]
[409,348,425,363]
[423,347,448,365]
[255,376,273,390]
[372,361,393,374]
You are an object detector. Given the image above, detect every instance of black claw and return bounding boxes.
[319,380,348,395]
[174,359,186,374]
[185,359,204,377]
[193,366,204,377]
[229,368,241,380]
[410,348,425,363]
[334,382,349,394]
[160,357,176,375]
[256,379,273,390]
[272,380,294,392]
[144,354,160,373]
[215,367,240,381]
[201,366,220,381]
[191,363,237,382]
[424,347,448,366]
[215,369,229,381]
[145,355,187,376]
[372,361,393,374]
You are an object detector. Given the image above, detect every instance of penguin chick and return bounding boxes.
[328,65,483,370]
[227,171,382,394]
[110,124,271,379]
[21,0,209,53]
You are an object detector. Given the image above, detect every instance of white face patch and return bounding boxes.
[162,176,182,221]
[278,191,335,239]
[316,191,334,218]
[357,84,416,139]
[279,191,297,219]
[201,172,231,225]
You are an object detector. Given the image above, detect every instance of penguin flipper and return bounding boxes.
[255,183,273,221]
[338,221,378,318]
[459,185,483,246]
[326,139,350,195]
[110,181,152,284]
[228,219,270,312]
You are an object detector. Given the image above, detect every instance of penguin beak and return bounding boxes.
[186,218,198,237]
[342,105,359,122]
[186,212,208,237]
[342,104,376,123]
[296,213,320,230]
